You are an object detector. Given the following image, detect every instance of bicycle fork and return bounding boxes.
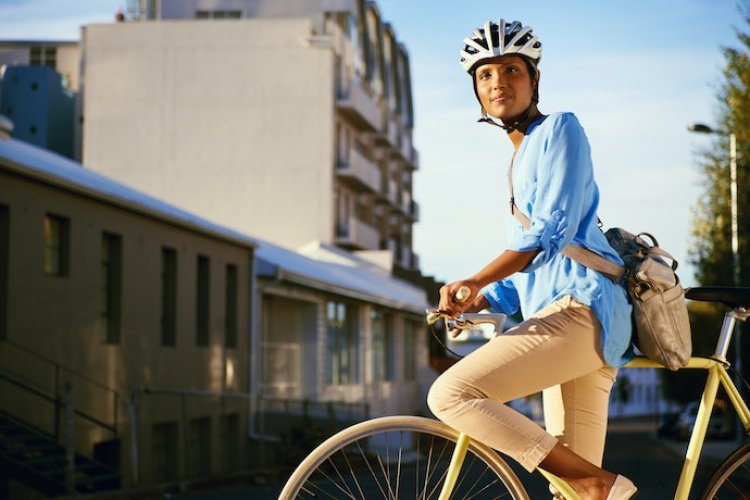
[438,433,581,500]
[438,433,471,500]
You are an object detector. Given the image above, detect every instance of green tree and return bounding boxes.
[684,2,750,402]
[689,4,749,288]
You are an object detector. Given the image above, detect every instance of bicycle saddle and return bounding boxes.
[685,286,750,309]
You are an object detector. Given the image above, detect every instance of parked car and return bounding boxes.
[674,401,734,441]
[657,411,681,439]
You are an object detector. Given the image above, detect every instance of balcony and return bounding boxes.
[386,239,417,270]
[337,81,381,132]
[400,133,413,163]
[336,216,380,250]
[405,199,419,222]
[386,116,400,147]
[336,147,381,193]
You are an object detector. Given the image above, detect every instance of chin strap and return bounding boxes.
[478,102,536,133]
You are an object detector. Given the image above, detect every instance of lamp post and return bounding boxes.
[688,123,739,288]
[688,122,742,406]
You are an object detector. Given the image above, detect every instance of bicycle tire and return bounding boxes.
[699,439,750,499]
[278,415,529,499]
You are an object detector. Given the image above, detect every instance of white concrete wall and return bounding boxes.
[156,0,354,21]
[83,19,335,249]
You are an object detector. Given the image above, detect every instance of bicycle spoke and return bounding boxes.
[394,431,403,500]
[355,440,390,499]
[340,444,367,499]
[280,416,526,499]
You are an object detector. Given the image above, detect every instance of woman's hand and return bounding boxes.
[438,280,487,316]
[437,281,490,338]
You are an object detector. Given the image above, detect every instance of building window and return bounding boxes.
[220,413,240,472]
[101,232,122,344]
[371,308,394,382]
[225,264,238,348]
[30,45,56,68]
[196,255,210,346]
[189,417,211,476]
[326,300,359,385]
[152,421,178,482]
[44,214,69,276]
[0,205,8,340]
[404,320,418,381]
[161,247,177,347]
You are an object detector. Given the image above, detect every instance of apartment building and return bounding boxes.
[82,0,421,273]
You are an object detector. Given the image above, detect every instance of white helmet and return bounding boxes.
[460,19,542,73]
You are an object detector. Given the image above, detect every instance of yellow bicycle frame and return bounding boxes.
[628,356,750,500]
[437,356,750,500]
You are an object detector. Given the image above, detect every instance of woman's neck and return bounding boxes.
[507,107,542,150]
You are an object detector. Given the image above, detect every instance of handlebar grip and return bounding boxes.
[455,286,471,303]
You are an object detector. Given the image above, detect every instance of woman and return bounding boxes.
[427,19,637,500]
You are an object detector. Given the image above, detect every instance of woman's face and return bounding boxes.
[474,55,536,123]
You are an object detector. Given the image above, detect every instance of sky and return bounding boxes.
[0,0,744,288]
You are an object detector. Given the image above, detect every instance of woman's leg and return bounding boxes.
[427,296,628,499]
[543,365,617,466]
[427,296,607,471]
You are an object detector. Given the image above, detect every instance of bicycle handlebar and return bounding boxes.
[425,309,506,333]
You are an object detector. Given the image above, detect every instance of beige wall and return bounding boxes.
[0,168,253,485]
[83,19,335,250]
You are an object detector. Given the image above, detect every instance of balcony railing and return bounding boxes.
[336,147,381,193]
[337,81,381,132]
[336,216,380,250]
[409,200,420,222]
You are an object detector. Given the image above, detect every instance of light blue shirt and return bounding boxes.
[482,112,633,367]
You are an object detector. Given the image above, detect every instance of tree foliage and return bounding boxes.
[689,3,750,288]
[679,2,750,404]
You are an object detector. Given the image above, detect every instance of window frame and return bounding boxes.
[100,232,122,345]
[43,213,70,276]
[160,247,177,347]
[326,299,360,386]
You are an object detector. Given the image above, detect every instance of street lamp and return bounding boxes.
[688,122,742,425]
[687,123,740,288]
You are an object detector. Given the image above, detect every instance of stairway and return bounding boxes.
[0,410,120,496]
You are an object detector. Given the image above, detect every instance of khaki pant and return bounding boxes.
[427,296,617,472]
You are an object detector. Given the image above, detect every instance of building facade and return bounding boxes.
[82,0,420,272]
[0,120,430,493]
[0,132,256,494]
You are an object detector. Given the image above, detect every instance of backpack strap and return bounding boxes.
[508,158,625,282]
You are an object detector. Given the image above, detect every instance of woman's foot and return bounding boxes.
[605,475,637,500]
[560,474,636,500]
[561,476,608,499]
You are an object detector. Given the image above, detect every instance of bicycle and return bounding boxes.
[279,286,750,499]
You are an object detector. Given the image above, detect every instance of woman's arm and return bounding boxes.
[438,248,539,315]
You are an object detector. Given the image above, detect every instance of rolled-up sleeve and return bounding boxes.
[482,279,520,315]
[507,113,592,272]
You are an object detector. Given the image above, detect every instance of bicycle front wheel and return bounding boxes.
[699,440,750,499]
[279,415,529,499]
